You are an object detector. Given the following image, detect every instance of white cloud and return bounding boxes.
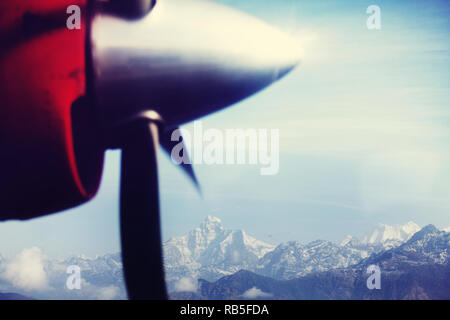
[241,287,272,299]
[67,279,123,300]
[0,247,50,291]
[174,277,197,292]
[96,285,121,300]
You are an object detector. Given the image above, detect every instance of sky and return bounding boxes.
[0,0,449,259]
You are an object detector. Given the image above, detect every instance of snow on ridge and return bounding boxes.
[242,230,276,258]
[363,221,421,245]
[205,215,222,224]
[340,235,353,246]
[163,216,276,289]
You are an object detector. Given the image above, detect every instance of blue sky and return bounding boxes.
[0,0,449,258]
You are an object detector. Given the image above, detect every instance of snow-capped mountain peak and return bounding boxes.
[407,224,440,243]
[193,216,224,244]
[340,235,354,246]
[362,221,421,247]
[163,216,275,291]
[201,215,223,231]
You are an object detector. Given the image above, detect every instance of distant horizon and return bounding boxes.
[1,214,447,260]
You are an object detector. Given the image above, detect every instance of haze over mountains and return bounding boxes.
[0,216,448,299]
[193,224,450,300]
[163,216,424,290]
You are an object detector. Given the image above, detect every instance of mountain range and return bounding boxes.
[0,216,448,299]
[189,224,450,300]
[163,216,426,291]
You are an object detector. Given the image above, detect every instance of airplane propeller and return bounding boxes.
[90,0,300,299]
[0,0,300,300]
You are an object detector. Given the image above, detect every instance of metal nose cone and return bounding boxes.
[91,0,300,128]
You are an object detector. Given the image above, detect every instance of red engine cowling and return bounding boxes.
[0,0,104,220]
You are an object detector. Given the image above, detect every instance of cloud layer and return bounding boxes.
[241,287,272,299]
[0,247,50,291]
[174,277,197,292]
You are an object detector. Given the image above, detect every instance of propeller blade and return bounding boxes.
[160,127,201,193]
[119,120,167,300]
